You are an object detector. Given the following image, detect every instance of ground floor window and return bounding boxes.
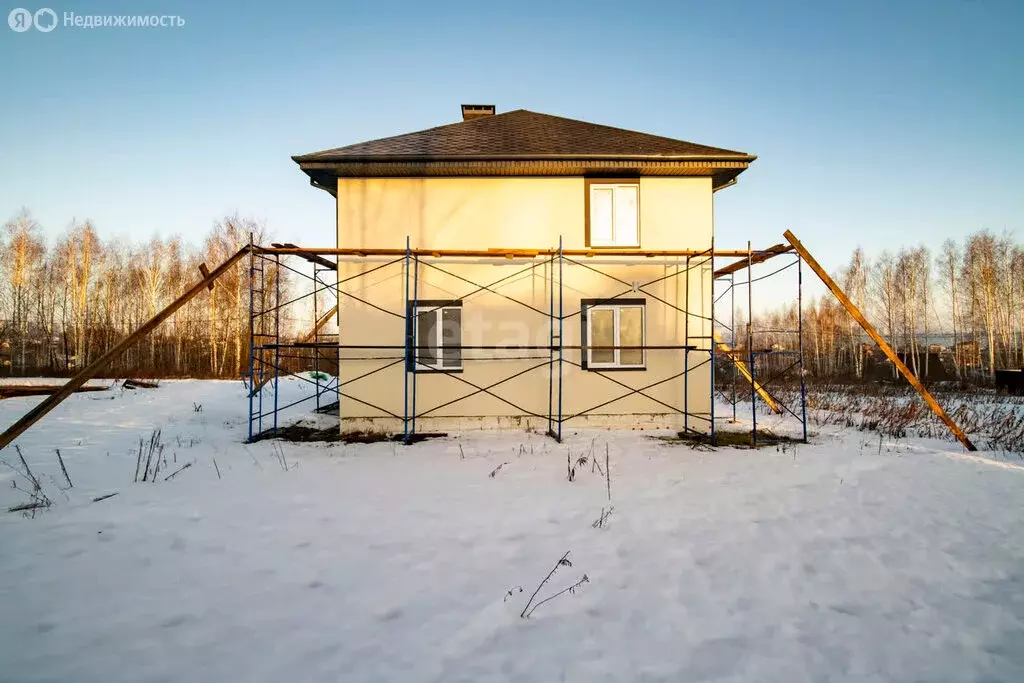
[407,300,462,372]
[581,299,646,370]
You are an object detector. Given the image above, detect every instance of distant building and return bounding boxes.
[954,340,982,369]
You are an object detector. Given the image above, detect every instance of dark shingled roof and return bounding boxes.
[294,109,752,162]
[293,109,755,193]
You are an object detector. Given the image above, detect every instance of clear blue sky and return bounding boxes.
[1,0,1022,282]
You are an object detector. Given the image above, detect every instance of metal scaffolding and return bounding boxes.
[248,241,344,439]
[246,240,809,445]
[246,240,742,443]
[712,243,809,446]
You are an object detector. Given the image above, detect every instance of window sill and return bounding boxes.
[412,366,464,374]
[585,365,647,372]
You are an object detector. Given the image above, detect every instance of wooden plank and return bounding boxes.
[0,246,250,451]
[713,244,792,278]
[784,230,977,451]
[257,246,774,258]
[250,372,273,396]
[198,263,214,291]
[271,243,338,271]
[713,331,783,414]
[301,304,339,343]
[248,305,340,398]
[487,248,539,258]
[0,385,108,400]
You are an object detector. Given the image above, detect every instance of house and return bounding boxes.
[955,340,983,369]
[293,105,754,434]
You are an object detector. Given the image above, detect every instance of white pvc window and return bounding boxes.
[589,183,639,247]
[414,304,462,371]
[586,303,645,369]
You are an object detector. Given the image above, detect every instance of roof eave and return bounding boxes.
[293,153,756,164]
[295,158,753,190]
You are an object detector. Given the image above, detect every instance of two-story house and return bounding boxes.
[293,105,754,435]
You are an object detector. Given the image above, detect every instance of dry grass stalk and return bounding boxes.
[519,550,590,619]
[164,462,193,481]
[56,449,73,488]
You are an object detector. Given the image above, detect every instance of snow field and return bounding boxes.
[1,379,1023,682]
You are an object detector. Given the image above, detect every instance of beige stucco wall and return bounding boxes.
[335,176,715,434]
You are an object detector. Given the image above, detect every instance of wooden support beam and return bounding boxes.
[270,243,338,271]
[256,246,773,258]
[248,304,341,397]
[713,331,783,414]
[198,263,214,291]
[713,244,793,278]
[784,229,977,451]
[247,301,339,397]
[488,248,539,258]
[250,371,272,396]
[0,246,251,451]
[301,304,338,343]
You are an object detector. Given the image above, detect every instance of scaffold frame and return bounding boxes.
[246,240,809,446]
[712,243,809,446]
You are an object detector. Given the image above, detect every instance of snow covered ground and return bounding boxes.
[0,377,111,386]
[2,379,1024,682]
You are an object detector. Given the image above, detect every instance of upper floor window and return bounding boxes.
[407,300,462,372]
[586,180,639,248]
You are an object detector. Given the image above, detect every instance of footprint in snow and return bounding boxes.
[376,607,402,621]
[160,614,191,629]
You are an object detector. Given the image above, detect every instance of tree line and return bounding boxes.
[0,209,289,379]
[3,207,1019,385]
[750,231,1024,382]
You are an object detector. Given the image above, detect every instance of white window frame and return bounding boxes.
[588,182,640,248]
[412,303,462,372]
[585,303,646,370]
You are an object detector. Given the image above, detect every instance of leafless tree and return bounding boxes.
[0,208,290,379]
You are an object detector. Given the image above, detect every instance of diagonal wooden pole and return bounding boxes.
[783,230,977,451]
[712,243,793,278]
[0,246,251,451]
[712,331,783,414]
[248,303,340,398]
[301,304,338,343]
